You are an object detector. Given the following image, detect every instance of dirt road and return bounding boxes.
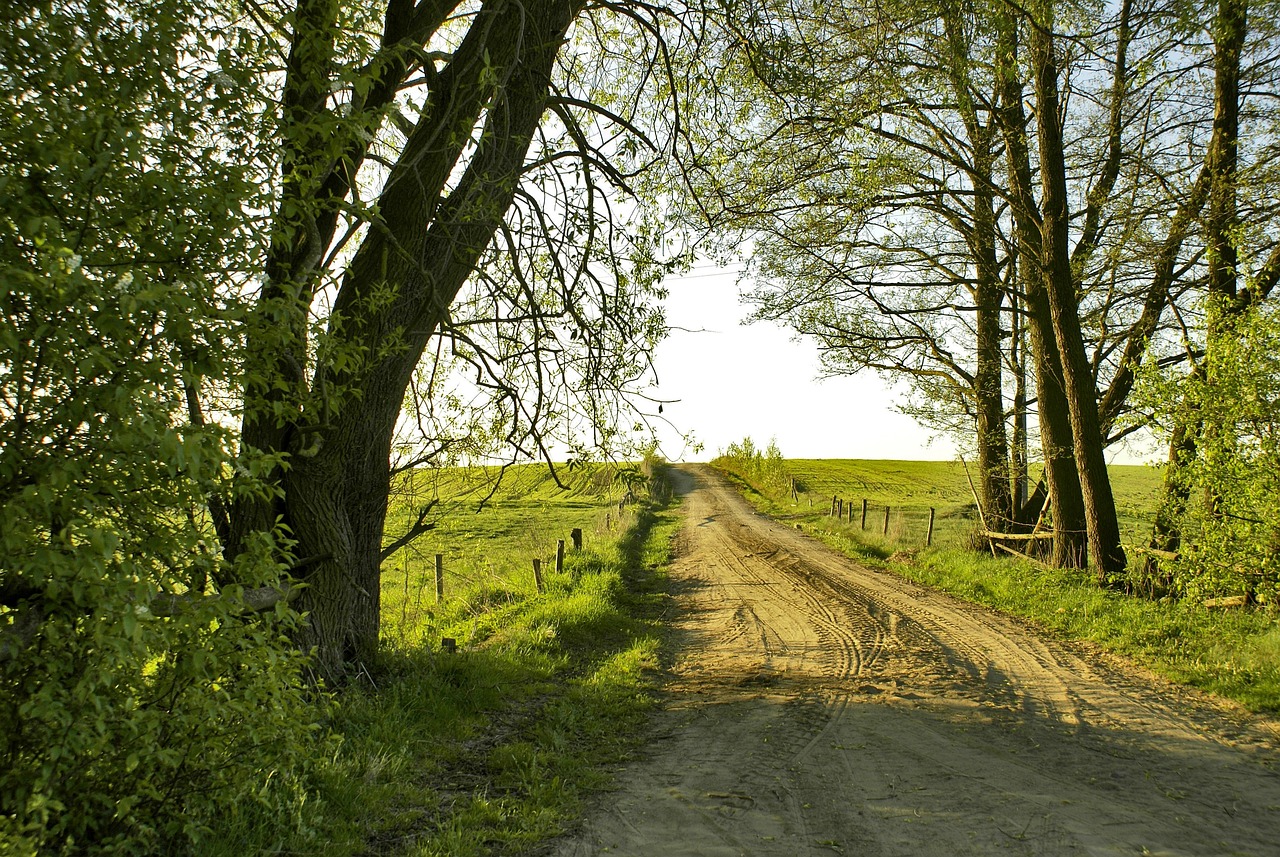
[549,465,1280,856]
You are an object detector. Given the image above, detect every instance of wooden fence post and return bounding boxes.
[837,497,844,518]
[555,539,565,574]
[571,527,583,550]
[434,553,444,602]
[927,508,936,547]
[831,495,838,516]
[883,505,891,535]
[533,558,544,593]
[861,499,868,530]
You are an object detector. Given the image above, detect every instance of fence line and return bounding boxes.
[825,496,941,547]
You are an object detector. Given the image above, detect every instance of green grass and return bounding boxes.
[716,457,1280,712]
[380,462,648,648]
[215,461,680,856]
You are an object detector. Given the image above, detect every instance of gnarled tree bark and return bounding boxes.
[228,0,587,681]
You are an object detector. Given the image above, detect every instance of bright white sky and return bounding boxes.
[647,266,959,463]
[646,266,1161,466]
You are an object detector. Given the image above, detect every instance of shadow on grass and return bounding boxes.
[306,471,681,857]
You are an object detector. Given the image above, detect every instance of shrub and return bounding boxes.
[0,232,329,854]
[1162,304,1280,605]
[713,436,795,495]
[0,4,329,850]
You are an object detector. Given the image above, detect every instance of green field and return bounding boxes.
[250,461,681,857]
[379,462,649,647]
[715,455,1280,712]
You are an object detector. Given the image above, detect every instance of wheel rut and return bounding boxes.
[547,464,1280,857]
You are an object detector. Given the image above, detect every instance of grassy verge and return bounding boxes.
[714,458,1280,713]
[217,463,679,856]
[903,550,1280,712]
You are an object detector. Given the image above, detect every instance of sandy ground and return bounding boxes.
[545,464,1280,857]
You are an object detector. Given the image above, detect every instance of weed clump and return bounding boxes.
[713,437,797,496]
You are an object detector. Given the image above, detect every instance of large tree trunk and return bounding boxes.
[1009,286,1030,515]
[231,0,584,681]
[1028,14,1127,582]
[974,277,1012,534]
[310,0,580,681]
[228,0,342,566]
[992,11,1088,566]
[1205,0,1245,317]
[940,13,1014,538]
[973,151,1015,535]
[1027,283,1089,566]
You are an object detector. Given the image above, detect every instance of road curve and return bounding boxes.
[548,464,1280,857]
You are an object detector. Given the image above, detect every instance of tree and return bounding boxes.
[675,0,1109,561]
[677,0,1031,540]
[1144,0,1280,588]
[212,0,680,680]
[680,0,1263,580]
[1016,0,1129,579]
[3,0,687,845]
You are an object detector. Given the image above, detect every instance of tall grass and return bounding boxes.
[712,436,795,496]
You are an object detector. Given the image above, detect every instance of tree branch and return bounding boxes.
[379,500,438,561]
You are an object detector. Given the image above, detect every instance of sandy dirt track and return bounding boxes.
[547,465,1280,857]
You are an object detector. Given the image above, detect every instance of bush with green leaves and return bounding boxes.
[713,436,795,495]
[1147,302,1280,605]
[1,2,327,852]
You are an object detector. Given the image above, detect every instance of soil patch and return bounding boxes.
[546,465,1280,856]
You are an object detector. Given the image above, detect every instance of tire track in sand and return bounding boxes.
[547,465,1280,857]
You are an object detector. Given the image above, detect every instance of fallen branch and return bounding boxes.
[962,459,997,558]
[1132,545,1180,562]
[0,557,325,664]
[147,581,302,617]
